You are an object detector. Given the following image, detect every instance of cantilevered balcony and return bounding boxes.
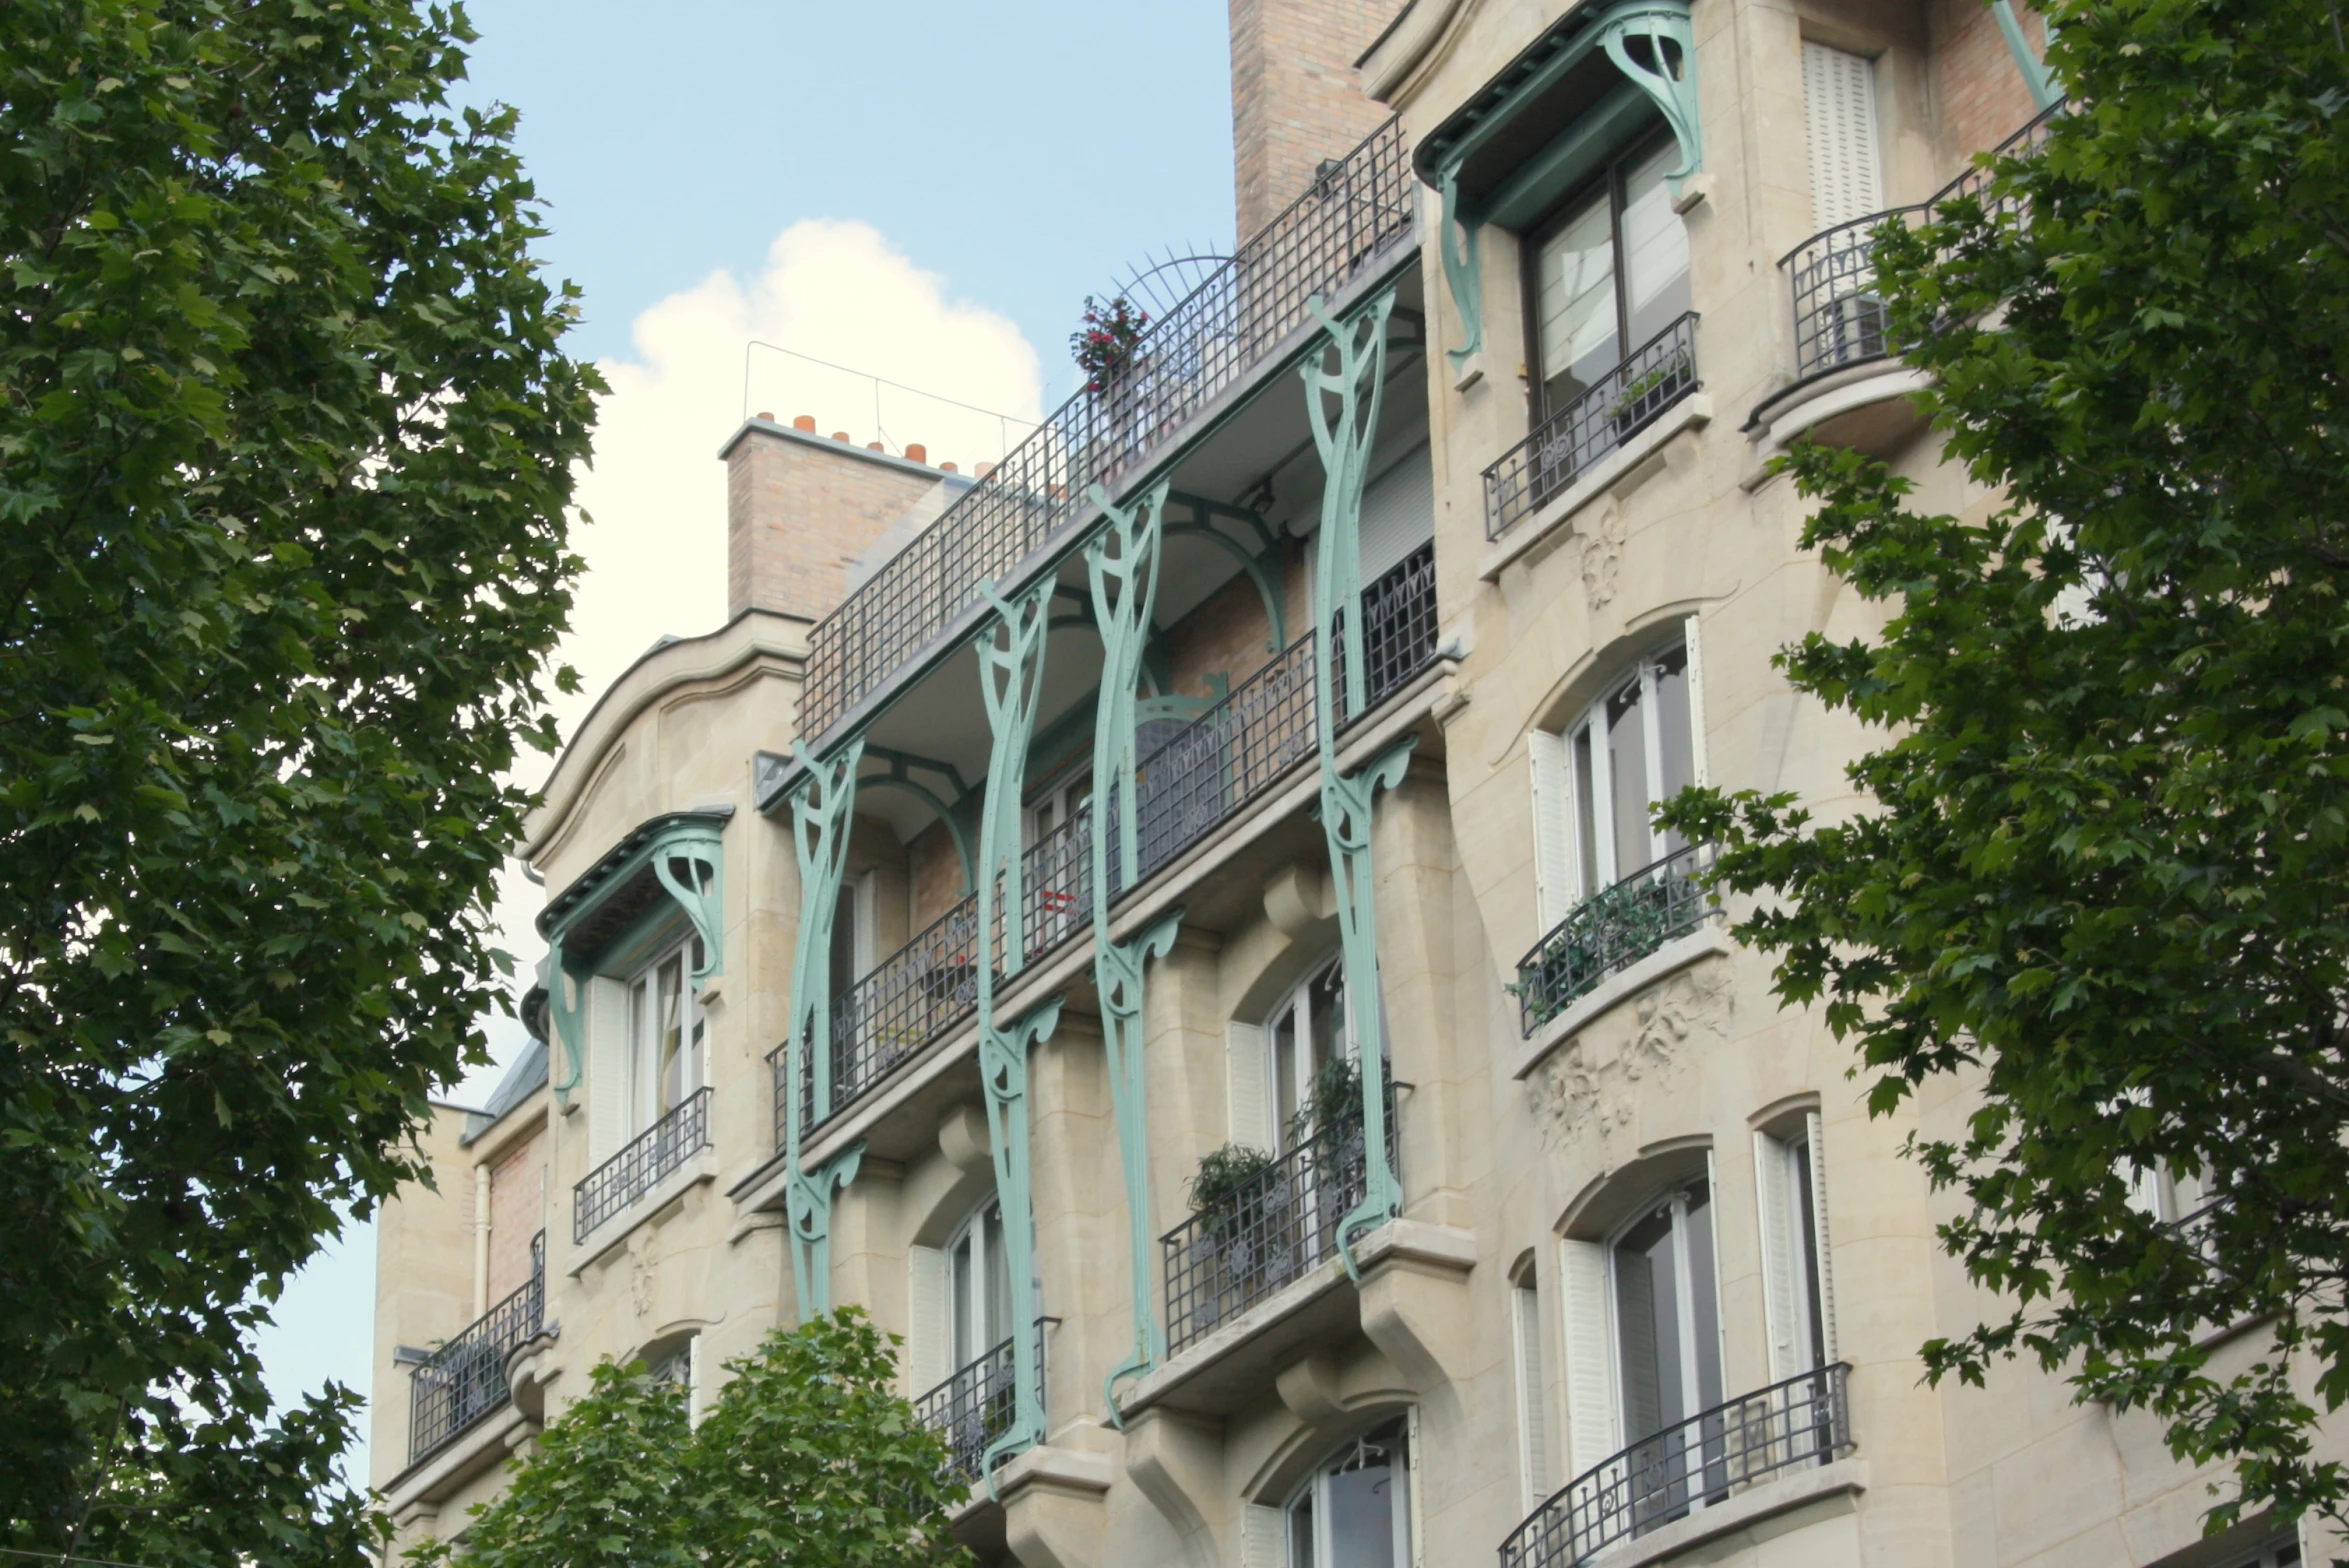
[1485,312,1701,539]
[772,542,1441,1145]
[1777,103,2062,388]
[574,1087,711,1242]
[1500,1363,1853,1568]
[1161,1091,1399,1355]
[1515,843,1713,1037]
[914,1319,1053,1489]
[407,1233,546,1465]
[798,116,1416,746]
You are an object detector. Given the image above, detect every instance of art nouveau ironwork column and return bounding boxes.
[782,739,865,1315]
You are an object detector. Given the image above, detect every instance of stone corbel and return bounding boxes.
[1122,1408,1224,1568]
[998,1447,1114,1568]
[1355,1220,1480,1423]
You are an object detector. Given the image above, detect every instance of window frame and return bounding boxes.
[1281,1418,1413,1568]
[1560,638,1696,899]
[624,932,706,1138]
[1520,122,1689,429]
[1602,1173,1725,1452]
[943,1195,1011,1374]
[1262,953,1357,1153]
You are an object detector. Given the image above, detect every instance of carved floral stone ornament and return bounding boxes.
[1529,959,1730,1157]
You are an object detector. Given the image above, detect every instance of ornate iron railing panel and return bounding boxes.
[1516,844,1713,1036]
[1781,102,2064,382]
[1484,313,1701,539]
[573,1087,711,1242]
[1500,1363,1852,1568]
[1161,1093,1400,1354]
[778,550,1437,1144]
[407,1241,546,1464]
[802,116,1414,741]
[914,1319,1053,1488]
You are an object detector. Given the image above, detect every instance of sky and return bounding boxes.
[251,0,1237,1490]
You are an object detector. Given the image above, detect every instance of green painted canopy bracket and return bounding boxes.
[1163,521,1287,653]
[858,744,977,895]
[973,574,1056,1488]
[545,816,727,1105]
[1303,284,1410,1279]
[1991,0,2060,110]
[1082,480,1188,1417]
[783,738,863,1315]
[1429,0,1701,376]
[978,996,1063,1491]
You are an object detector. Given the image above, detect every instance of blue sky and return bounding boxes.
[253,0,1236,1490]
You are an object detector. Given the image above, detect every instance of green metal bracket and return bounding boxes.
[1439,168,1484,375]
[1990,0,2060,110]
[1600,4,1702,188]
[783,738,864,1316]
[859,745,977,896]
[973,574,1055,1482]
[1083,480,1187,1415]
[1302,285,1411,1276]
[544,816,727,1105]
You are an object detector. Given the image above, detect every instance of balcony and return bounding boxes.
[799,116,1416,745]
[1501,1364,1852,1568]
[1484,313,1701,539]
[407,1234,546,1465]
[914,1319,1053,1489]
[1778,102,2063,387]
[774,543,1442,1143]
[1161,1091,1400,1355]
[1515,844,1712,1037]
[574,1086,711,1242]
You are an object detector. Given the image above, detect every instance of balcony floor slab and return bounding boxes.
[1514,924,1732,1082]
[1575,1455,1865,1568]
[1480,396,1712,583]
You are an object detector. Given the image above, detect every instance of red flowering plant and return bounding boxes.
[1071,293,1149,395]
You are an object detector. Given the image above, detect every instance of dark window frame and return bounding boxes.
[1519,121,1681,430]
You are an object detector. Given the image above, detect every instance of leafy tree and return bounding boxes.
[1660,0,2349,1533]
[414,1312,971,1568]
[0,0,597,1558]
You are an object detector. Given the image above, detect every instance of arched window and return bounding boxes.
[1609,1176,1723,1521]
[1284,1420,1411,1568]
[1265,955,1357,1150]
[946,1196,1012,1369]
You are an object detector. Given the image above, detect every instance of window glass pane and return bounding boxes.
[950,1230,974,1368]
[1309,961,1348,1082]
[1536,194,1621,414]
[657,955,685,1114]
[831,880,859,997]
[1683,1181,1724,1412]
[1287,1492,1316,1568]
[1793,1139,1826,1370]
[628,977,649,1129]
[1324,1455,1398,1568]
[1572,721,1600,896]
[1614,1204,1682,1442]
[983,1200,1011,1348]
[1273,997,1303,1147]
[1653,645,1695,853]
[1606,675,1652,876]
[1621,139,1692,349]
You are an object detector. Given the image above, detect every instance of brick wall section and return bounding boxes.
[1229,0,1402,237]
[724,419,954,623]
[1160,555,1291,704]
[906,818,965,936]
[1930,0,2048,173]
[485,1127,544,1302]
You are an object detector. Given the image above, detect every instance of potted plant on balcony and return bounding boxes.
[1187,1141,1276,1322]
[1071,294,1149,396]
[1608,346,1695,439]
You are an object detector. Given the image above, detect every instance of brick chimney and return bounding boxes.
[721,415,953,623]
[1228,0,1402,238]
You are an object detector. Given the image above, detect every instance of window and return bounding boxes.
[1525,131,1692,425]
[1285,1420,1411,1568]
[1027,768,1091,844]
[1755,1119,1834,1380]
[1265,956,1357,1152]
[946,1197,1013,1371]
[1564,641,1697,897]
[626,937,705,1136]
[1610,1177,1723,1458]
[1511,1261,1552,1509]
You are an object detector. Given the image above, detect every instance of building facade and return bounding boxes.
[369,2,2335,1565]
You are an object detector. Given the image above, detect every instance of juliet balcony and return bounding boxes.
[575,1086,711,1243]
[1485,312,1701,540]
[406,1231,546,1466]
[1515,842,1713,1038]
[915,1318,1054,1490]
[1500,1363,1853,1568]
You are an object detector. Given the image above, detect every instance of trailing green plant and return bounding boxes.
[1607,350,1693,424]
[1187,1142,1276,1213]
[1285,1053,1364,1147]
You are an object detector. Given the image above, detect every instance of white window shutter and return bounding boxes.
[586,975,629,1165]
[908,1244,949,1397]
[1239,1502,1285,1568]
[1512,1282,1552,1506]
[1406,1402,1426,1567]
[1681,612,1710,789]
[1226,1021,1271,1150]
[1806,1110,1839,1363]
[1559,1238,1617,1473]
[1802,41,1884,232]
[1528,730,1575,930]
[1753,1132,1800,1381]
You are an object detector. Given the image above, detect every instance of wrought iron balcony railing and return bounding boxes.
[407,1235,546,1465]
[776,545,1441,1146]
[1484,313,1701,539]
[574,1086,711,1242]
[1161,1092,1400,1355]
[1515,843,1713,1037]
[1500,1363,1852,1568]
[913,1318,1053,1488]
[1781,101,2063,383]
[801,116,1414,742]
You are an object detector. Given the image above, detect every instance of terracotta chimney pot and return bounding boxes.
[975,462,997,480]
[831,431,850,442]
[793,414,816,432]
[940,462,958,473]
[755,410,775,423]
[905,443,927,464]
